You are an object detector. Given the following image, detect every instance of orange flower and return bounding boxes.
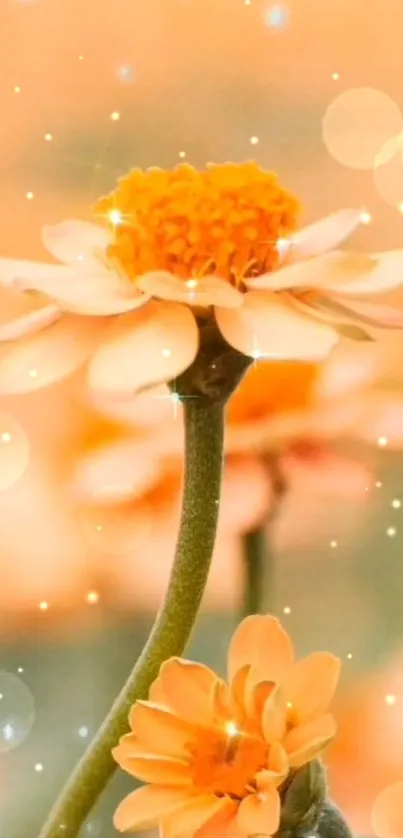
[113,614,340,836]
[1,163,403,396]
[372,782,403,838]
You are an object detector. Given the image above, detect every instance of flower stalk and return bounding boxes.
[37,398,225,838]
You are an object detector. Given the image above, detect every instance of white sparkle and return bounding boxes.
[26,192,34,200]
[110,111,120,122]
[161,348,172,358]
[375,481,383,488]
[360,210,372,225]
[392,499,401,509]
[78,55,84,61]
[283,606,291,614]
[78,726,89,739]
[378,436,388,447]
[117,65,135,82]
[385,694,396,705]
[14,85,21,93]
[399,202,403,214]
[263,4,289,28]
[179,151,186,158]
[2,723,15,742]
[86,591,99,604]
[39,601,49,611]
[330,540,338,548]
[225,721,239,737]
[387,526,397,537]
[29,368,38,378]
[44,133,53,142]
[17,667,24,674]
[332,72,340,81]
[35,763,44,772]
[0,432,11,443]
[250,136,259,145]
[347,653,353,660]
[108,209,122,226]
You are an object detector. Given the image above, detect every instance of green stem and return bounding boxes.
[38,400,224,838]
[242,525,270,616]
[241,454,287,618]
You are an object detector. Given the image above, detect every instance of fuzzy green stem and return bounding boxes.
[241,454,287,618]
[37,400,224,838]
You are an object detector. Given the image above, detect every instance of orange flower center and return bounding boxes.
[228,360,320,423]
[188,724,269,800]
[94,162,300,284]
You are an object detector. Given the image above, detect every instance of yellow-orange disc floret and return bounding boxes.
[94,162,300,284]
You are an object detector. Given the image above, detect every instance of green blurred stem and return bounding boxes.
[241,454,287,617]
[37,400,224,838]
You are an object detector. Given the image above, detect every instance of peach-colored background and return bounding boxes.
[2,1,403,836]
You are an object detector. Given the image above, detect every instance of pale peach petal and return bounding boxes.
[219,457,272,534]
[245,251,375,292]
[315,342,381,401]
[0,287,60,340]
[129,702,196,757]
[216,291,339,360]
[112,753,191,785]
[137,271,243,308]
[266,743,289,778]
[283,713,336,768]
[237,786,280,836]
[0,315,105,394]
[245,680,276,721]
[227,615,295,684]
[262,687,288,743]
[281,447,371,499]
[113,785,189,833]
[309,293,403,329]
[162,796,230,838]
[323,250,403,295]
[283,652,341,723]
[88,301,199,394]
[230,664,252,715]
[157,658,218,725]
[372,782,403,838]
[289,210,362,259]
[70,438,163,503]
[42,220,112,271]
[0,256,148,315]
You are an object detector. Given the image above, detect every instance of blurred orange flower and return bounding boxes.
[113,614,340,835]
[372,782,403,838]
[0,164,403,398]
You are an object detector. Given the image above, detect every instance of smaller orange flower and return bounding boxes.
[113,614,340,836]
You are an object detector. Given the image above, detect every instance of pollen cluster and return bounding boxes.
[94,162,300,284]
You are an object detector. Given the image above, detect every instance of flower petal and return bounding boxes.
[113,785,189,833]
[0,257,147,315]
[215,291,339,361]
[321,294,403,328]
[322,250,403,295]
[237,786,280,836]
[283,652,341,723]
[162,795,230,838]
[112,753,191,785]
[156,658,218,725]
[42,220,112,271]
[283,713,336,768]
[137,271,243,308]
[129,702,196,758]
[262,687,288,743]
[71,437,163,503]
[245,251,375,292]
[289,210,362,260]
[0,288,60,340]
[227,615,295,684]
[372,782,403,838]
[0,315,105,394]
[88,301,199,395]
[195,801,240,838]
